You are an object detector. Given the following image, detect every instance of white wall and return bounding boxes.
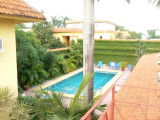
[67,23,115,31]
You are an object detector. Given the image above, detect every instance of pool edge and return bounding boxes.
[34,68,123,98]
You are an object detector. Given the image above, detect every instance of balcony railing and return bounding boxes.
[80,84,160,120]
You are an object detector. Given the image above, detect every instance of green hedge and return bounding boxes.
[78,39,160,66]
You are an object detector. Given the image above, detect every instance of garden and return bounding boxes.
[16,21,83,91]
[2,20,160,120]
[78,39,160,66]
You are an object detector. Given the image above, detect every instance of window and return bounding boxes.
[0,38,4,52]
[158,72,160,84]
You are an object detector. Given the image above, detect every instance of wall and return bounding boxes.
[53,32,83,43]
[53,32,116,43]
[0,18,18,96]
[95,23,115,30]
[67,23,115,31]
[78,39,160,66]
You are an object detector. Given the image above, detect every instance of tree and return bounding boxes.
[147,29,160,39]
[15,24,29,29]
[51,16,70,28]
[61,16,70,28]
[83,0,130,104]
[51,16,62,28]
[115,25,126,31]
[32,20,65,48]
[16,29,48,88]
[147,30,156,38]
[128,31,142,39]
[32,21,53,46]
[116,32,123,39]
[83,0,95,105]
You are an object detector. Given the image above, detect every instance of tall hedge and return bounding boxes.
[78,39,160,66]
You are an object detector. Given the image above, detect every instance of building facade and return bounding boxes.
[0,0,45,97]
[53,20,117,45]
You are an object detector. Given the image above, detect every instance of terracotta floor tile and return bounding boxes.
[115,53,160,119]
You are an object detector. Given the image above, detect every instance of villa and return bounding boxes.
[53,20,118,45]
[0,0,45,96]
[1,0,160,120]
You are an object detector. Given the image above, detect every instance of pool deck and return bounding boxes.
[24,66,131,103]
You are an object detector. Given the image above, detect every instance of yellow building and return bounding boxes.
[0,0,45,96]
[53,20,117,45]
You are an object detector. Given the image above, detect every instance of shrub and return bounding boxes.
[78,39,160,65]
[16,29,58,88]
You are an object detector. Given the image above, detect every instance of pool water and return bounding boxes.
[45,71,117,94]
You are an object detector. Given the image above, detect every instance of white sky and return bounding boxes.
[24,0,160,34]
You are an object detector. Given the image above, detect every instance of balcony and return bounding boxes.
[81,53,160,120]
[81,84,160,120]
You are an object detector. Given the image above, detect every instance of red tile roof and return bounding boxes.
[114,53,160,119]
[53,28,117,34]
[0,0,45,20]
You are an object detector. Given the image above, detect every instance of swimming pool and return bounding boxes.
[45,71,117,95]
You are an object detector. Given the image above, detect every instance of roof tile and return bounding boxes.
[0,0,45,20]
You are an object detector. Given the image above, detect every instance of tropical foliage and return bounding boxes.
[10,102,31,120]
[16,29,82,90]
[15,73,92,120]
[15,73,107,120]
[147,29,160,39]
[51,16,70,28]
[16,29,48,88]
[32,20,66,49]
[0,87,14,113]
[116,25,142,39]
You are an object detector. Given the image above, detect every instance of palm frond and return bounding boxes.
[148,0,160,7]
[0,87,14,112]
[69,73,94,112]
[10,102,31,120]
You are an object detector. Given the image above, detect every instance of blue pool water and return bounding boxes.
[45,71,117,94]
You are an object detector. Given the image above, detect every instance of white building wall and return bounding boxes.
[95,23,115,30]
[67,23,115,31]
[67,23,83,29]
[94,33,111,39]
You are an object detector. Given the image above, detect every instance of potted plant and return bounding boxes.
[24,85,30,91]
[121,62,126,71]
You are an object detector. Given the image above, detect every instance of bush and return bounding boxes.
[16,29,83,89]
[16,29,59,88]
[78,39,160,66]
[32,20,66,49]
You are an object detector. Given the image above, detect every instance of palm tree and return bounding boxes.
[34,73,94,120]
[83,0,131,104]
[61,16,70,28]
[83,0,95,105]
[51,16,62,28]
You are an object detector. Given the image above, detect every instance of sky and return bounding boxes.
[24,0,160,34]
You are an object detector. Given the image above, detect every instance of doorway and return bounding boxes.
[67,36,70,45]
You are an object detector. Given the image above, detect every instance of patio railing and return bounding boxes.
[80,84,160,120]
